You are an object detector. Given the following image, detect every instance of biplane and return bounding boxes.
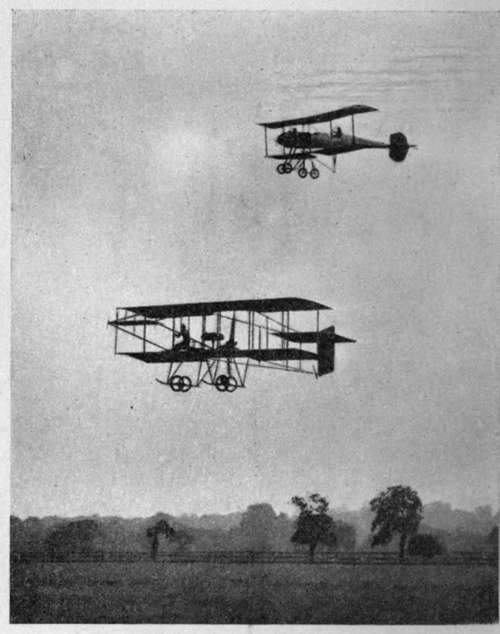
[108,298,355,393]
[258,104,415,178]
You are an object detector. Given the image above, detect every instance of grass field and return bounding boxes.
[11,561,498,624]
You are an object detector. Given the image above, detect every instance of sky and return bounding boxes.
[10,10,499,518]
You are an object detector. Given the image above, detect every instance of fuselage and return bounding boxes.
[276,130,388,155]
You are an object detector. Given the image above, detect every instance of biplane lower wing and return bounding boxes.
[121,347,318,364]
[268,152,317,161]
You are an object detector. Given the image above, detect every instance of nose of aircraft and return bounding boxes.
[276,132,285,145]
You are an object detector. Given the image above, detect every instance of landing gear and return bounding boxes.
[214,375,238,392]
[277,162,293,175]
[277,157,321,179]
[169,375,192,392]
[295,159,320,179]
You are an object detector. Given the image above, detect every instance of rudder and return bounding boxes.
[317,332,335,376]
[389,132,409,162]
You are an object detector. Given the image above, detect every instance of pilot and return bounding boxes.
[173,323,190,350]
[335,126,343,138]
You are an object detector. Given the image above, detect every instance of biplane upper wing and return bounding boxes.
[122,297,330,320]
[258,104,378,129]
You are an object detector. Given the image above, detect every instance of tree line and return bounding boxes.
[11,484,498,563]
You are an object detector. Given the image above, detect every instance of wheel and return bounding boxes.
[277,163,286,175]
[225,376,238,393]
[215,375,229,392]
[310,168,320,179]
[180,375,192,392]
[298,167,308,179]
[169,375,183,392]
[284,162,293,174]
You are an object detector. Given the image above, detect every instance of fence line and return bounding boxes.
[12,549,498,566]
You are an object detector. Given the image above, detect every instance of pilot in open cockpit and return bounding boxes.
[173,323,190,350]
[334,126,343,138]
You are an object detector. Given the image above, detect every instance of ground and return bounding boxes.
[11,561,498,624]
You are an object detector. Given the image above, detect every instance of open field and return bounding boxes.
[11,560,498,624]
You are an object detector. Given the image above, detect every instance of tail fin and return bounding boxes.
[317,331,336,376]
[389,132,410,162]
[317,327,356,377]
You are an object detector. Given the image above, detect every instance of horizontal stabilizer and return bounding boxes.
[331,333,356,343]
[275,326,356,345]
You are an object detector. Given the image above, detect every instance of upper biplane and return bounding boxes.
[258,104,415,178]
[108,297,355,393]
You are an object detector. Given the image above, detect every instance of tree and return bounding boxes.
[291,494,337,562]
[239,503,277,551]
[370,485,423,559]
[146,519,175,561]
[486,525,498,553]
[170,528,193,552]
[334,519,356,551]
[408,533,444,559]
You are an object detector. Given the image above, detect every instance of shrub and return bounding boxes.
[408,533,444,559]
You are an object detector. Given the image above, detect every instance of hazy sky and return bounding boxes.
[11,10,498,518]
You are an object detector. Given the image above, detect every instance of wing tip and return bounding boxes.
[287,297,331,310]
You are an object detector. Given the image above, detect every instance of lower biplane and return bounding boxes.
[108,298,355,393]
[258,104,415,178]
